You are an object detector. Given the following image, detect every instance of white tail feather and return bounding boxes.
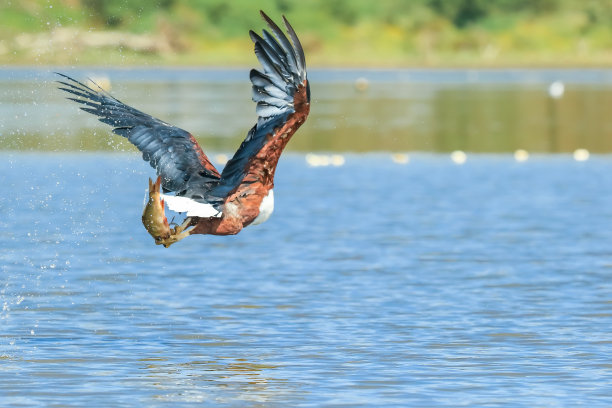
[161,194,221,218]
[251,189,274,225]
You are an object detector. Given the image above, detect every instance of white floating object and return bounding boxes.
[214,154,228,166]
[306,154,345,167]
[391,153,409,164]
[305,153,318,167]
[330,154,345,167]
[450,150,467,165]
[548,81,565,99]
[354,77,369,92]
[573,148,590,161]
[318,156,331,166]
[305,153,328,167]
[514,149,529,162]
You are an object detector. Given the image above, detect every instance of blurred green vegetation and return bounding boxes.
[1,0,611,66]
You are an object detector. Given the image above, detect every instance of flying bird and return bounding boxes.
[57,11,310,247]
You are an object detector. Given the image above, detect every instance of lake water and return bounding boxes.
[1,152,612,406]
[1,67,612,152]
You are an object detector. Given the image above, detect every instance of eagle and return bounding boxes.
[58,11,310,247]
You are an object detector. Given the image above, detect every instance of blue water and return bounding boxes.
[1,152,612,406]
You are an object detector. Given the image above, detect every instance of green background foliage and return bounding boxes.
[1,0,611,66]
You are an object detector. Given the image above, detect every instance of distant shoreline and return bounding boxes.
[3,1,612,69]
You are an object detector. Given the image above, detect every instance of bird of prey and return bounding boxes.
[58,11,310,247]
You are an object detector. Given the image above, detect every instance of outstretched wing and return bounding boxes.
[56,73,220,196]
[211,11,310,199]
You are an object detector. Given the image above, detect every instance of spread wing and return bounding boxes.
[210,11,310,199]
[56,73,220,197]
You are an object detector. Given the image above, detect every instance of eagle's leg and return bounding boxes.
[172,216,196,234]
[156,216,197,248]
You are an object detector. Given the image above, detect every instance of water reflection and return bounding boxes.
[142,355,285,404]
[1,68,611,153]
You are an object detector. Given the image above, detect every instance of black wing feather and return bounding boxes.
[261,29,292,73]
[282,15,306,80]
[249,31,290,81]
[211,12,309,199]
[56,73,220,196]
[259,12,300,83]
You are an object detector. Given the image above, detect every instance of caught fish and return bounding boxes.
[142,176,171,243]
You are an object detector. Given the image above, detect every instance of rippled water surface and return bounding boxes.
[1,152,611,406]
